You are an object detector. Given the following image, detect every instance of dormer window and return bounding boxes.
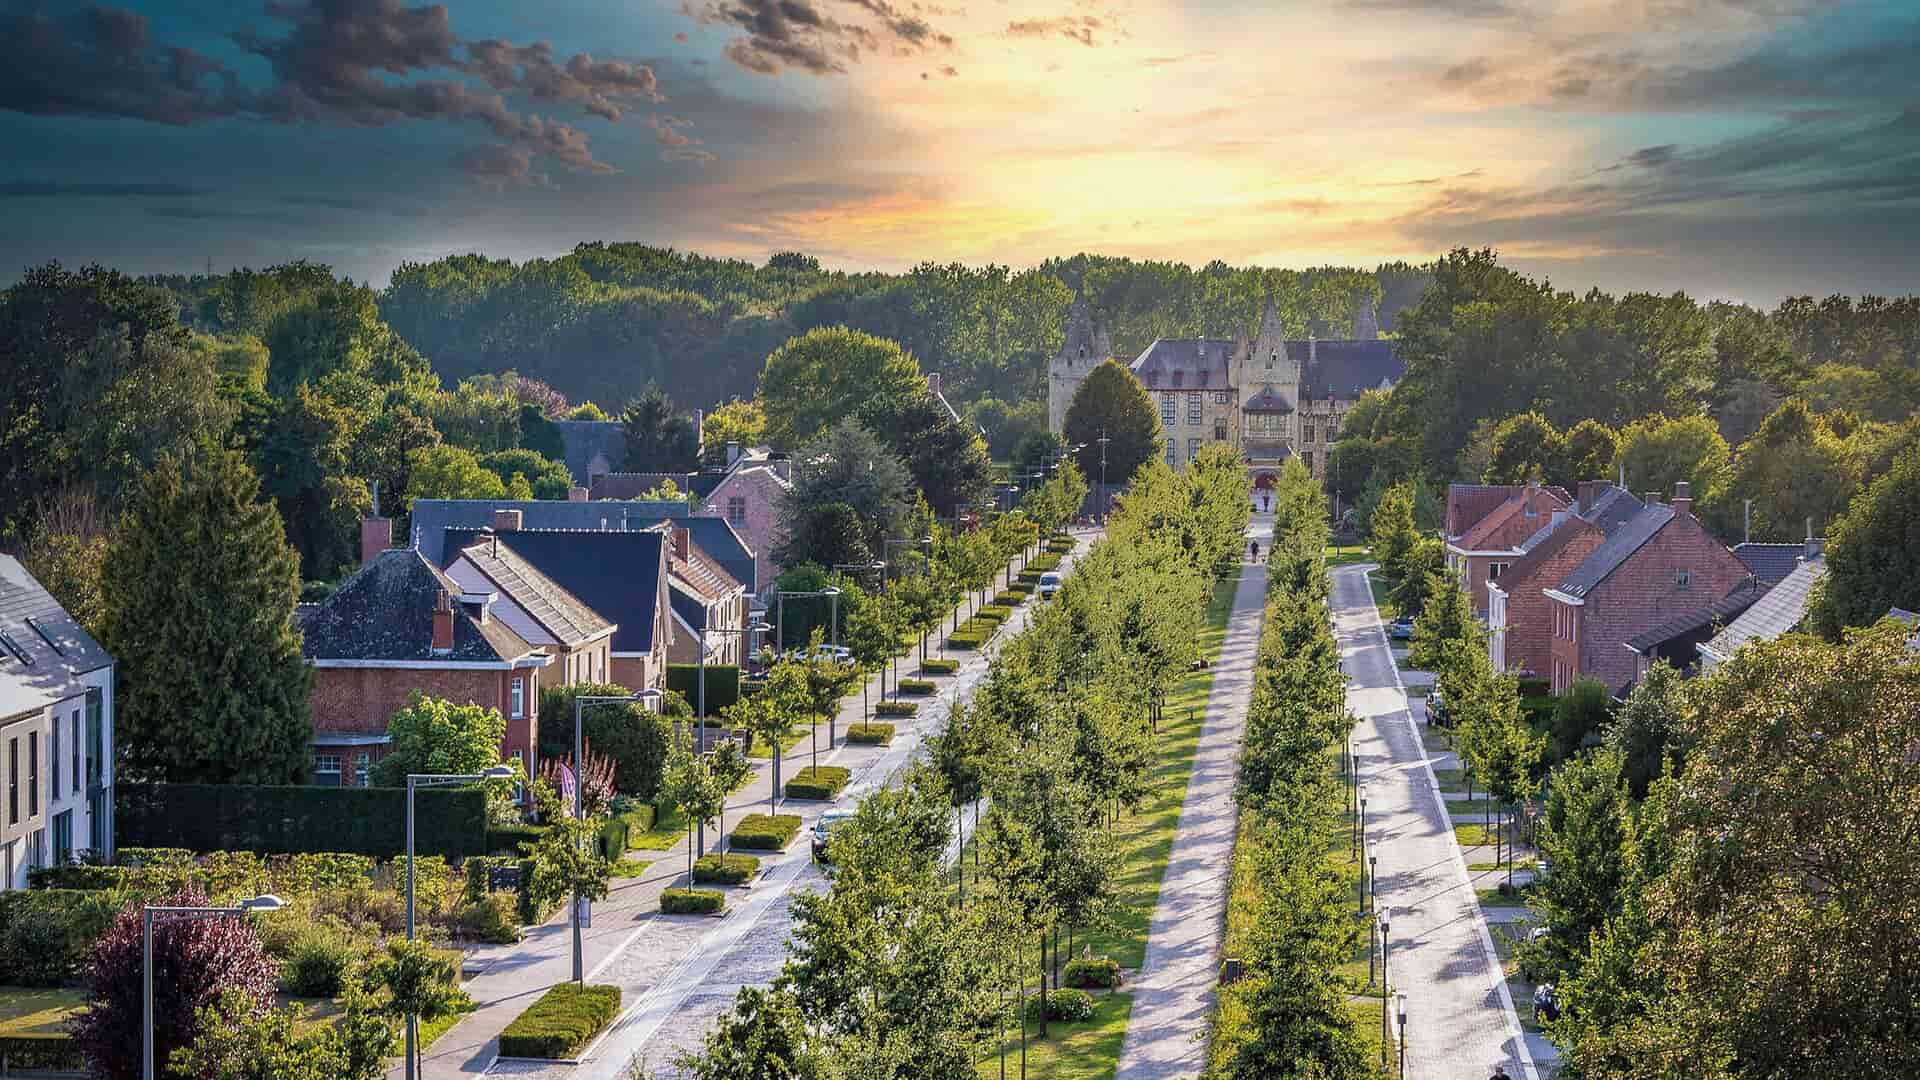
[1266,350,1277,370]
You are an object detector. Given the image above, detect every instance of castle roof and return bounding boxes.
[1130,338,1236,390]
[1295,340,1404,401]
[1242,384,1296,414]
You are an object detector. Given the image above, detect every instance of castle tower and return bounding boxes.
[1048,287,1112,432]
[1249,289,1296,390]
[1352,292,1380,341]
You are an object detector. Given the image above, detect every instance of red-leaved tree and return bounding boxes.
[70,886,280,1080]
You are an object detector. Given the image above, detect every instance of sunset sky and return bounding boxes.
[4,0,1917,300]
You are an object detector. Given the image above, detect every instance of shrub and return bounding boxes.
[975,605,1013,624]
[661,888,726,915]
[847,723,895,745]
[1017,570,1044,586]
[1047,538,1075,553]
[729,814,803,851]
[1027,553,1062,572]
[946,632,985,650]
[1024,987,1094,1022]
[457,893,522,944]
[29,864,136,890]
[874,701,919,717]
[784,766,851,801]
[0,889,115,986]
[991,591,1027,607]
[691,853,760,885]
[282,923,359,997]
[115,783,490,857]
[666,663,741,716]
[919,658,960,675]
[0,1037,82,1071]
[596,804,654,860]
[1063,955,1122,989]
[496,984,621,1059]
[537,684,673,798]
[486,823,549,855]
[897,679,936,695]
[1516,676,1551,698]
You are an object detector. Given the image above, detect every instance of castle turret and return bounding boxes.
[1049,286,1110,432]
[1352,292,1380,340]
[1249,289,1294,386]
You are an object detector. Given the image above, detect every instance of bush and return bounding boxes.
[116,783,490,857]
[946,632,985,650]
[486,823,550,855]
[283,923,359,997]
[1047,538,1075,553]
[496,984,621,1059]
[28,864,135,891]
[847,723,895,745]
[537,683,673,798]
[1003,582,1032,597]
[897,679,936,695]
[666,663,741,716]
[991,591,1027,607]
[919,659,960,675]
[1063,955,1122,989]
[1516,676,1550,698]
[457,893,522,944]
[974,605,1013,623]
[729,814,803,851]
[113,847,195,869]
[595,804,655,860]
[691,853,760,885]
[0,890,129,986]
[1024,987,1094,1022]
[874,701,918,717]
[1027,553,1062,572]
[784,766,851,801]
[0,1037,83,1072]
[660,888,726,915]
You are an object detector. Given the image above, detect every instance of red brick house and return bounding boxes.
[1487,484,1642,678]
[662,527,750,668]
[444,530,617,687]
[299,549,553,787]
[1543,482,1751,694]
[1445,481,1571,615]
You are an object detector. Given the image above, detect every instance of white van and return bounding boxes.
[1036,572,1062,599]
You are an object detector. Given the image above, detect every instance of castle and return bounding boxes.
[1047,290,1404,487]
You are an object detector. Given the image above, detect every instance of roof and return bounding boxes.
[1295,339,1405,401]
[1130,338,1236,390]
[1556,504,1677,599]
[1241,384,1296,414]
[640,517,755,594]
[1626,579,1769,654]
[300,549,537,664]
[1731,543,1809,586]
[0,555,113,719]
[450,535,614,646]
[555,421,627,484]
[668,582,707,633]
[409,499,693,566]
[589,471,725,500]
[1457,488,1572,552]
[1701,556,1826,660]
[1582,486,1644,534]
[441,528,668,655]
[1447,484,1524,539]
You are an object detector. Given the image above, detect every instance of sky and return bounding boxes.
[3,0,1918,302]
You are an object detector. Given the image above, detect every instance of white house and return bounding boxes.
[0,556,115,886]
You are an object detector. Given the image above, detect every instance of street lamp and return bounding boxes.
[696,619,773,724]
[883,536,934,581]
[1096,429,1111,518]
[570,691,663,983]
[405,767,513,1078]
[143,895,285,1080]
[1396,992,1408,1080]
[1379,910,1394,1066]
[774,585,843,658]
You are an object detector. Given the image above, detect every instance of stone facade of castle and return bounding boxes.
[1047,291,1403,485]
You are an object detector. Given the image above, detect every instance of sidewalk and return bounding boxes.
[408,534,1091,1078]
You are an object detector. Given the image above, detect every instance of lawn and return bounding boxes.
[1454,822,1498,847]
[0,986,84,1037]
[1346,996,1401,1075]
[1431,767,1465,790]
[610,857,652,877]
[972,992,1133,1080]
[1367,574,1399,622]
[1324,544,1373,567]
[1477,884,1536,908]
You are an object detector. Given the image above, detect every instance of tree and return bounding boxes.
[1529,748,1631,977]
[169,981,395,1080]
[843,591,900,711]
[1062,359,1161,485]
[777,502,872,570]
[19,485,110,633]
[100,447,312,784]
[1484,411,1566,485]
[758,327,927,449]
[1564,419,1619,482]
[517,782,612,918]
[405,444,507,505]
[872,393,993,519]
[1725,398,1862,540]
[620,384,701,471]
[1368,481,1420,583]
[1386,540,1445,622]
[1615,414,1728,508]
[1408,567,1481,677]
[536,684,672,799]
[707,739,752,853]
[1548,678,1613,765]
[780,419,914,558]
[364,937,466,1080]
[72,886,280,1080]
[700,398,765,466]
[661,725,724,868]
[1011,430,1066,488]
[370,693,507,788]
[1603,661,1691,799]
[674,985,830,1080]
[726,660,811,815]
[1812,444,1920,637]
[477,448,572,500]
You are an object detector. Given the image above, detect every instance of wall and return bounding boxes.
[1575,514,1751,693]
[1500,527,1605,680]
[696,469,782,595]
[309,664,543,787]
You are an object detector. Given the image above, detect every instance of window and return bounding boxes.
[86,690,101,786]
[1490,562,1510,580]
[25,733,34,819]
[1164,439,1177,465]
[511,750,526,801]
[1214,391,1230,405]
[354,752,371,789]
[1327,414,1340,437]
[510,677,525,719]
[1303,451,1314,475]
[7,739,15,825]
[1214,419,1228,441]
[1265,350,1277,370]
[50,721,59,802]
[1187,438,1202,461]
[1160,393,1176,423]
[51,811,70,865]
[316,754,342,785]
[70,712,80,796]
[1186,394,1202,425]
[727,496,747,524]
[1304,424,1317,444]
[1675,569,1692,590]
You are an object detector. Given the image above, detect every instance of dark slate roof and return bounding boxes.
[1731,543,1808,586]
[1626,579,1768,654]
[668,581,706,632]
[409,499,690,565]
[1582,486,1644,535]
[639,518,756,594]
[1701,555,1825,660]
[589,472,726,500]
[300,549,536,664]
[555,421,626,484]
[1295,339,1405,401]
[1129,339,1236,390]
[442,529,666,655]
[450,536,614,645]
[1242,384,1296,414]
[0,555,113,718]
[1555,504,1676,598]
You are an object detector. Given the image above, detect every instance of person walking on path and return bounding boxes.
[1248,539,1260,562]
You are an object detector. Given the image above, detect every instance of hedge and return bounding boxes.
[919,659,960,675]
[874,701,918,717]
[692,853,760,885]
[1047,538,1076,553]
[784,766,851,801]
[0,889,122,986]
[117,783,490,857]
[28,864,137,891]
[991,591,1027,607]
[661,888,726,915]
[946,632,985,650]
[1027,553,1063,572]
[1064,955,1122,988]
[975,605,1013,623]
[847,723,895,745]
[897,679,936,695]
[0,1036,83,1072]
[497,984,621,1059]
[595,804,656,860]
[729,813,803,850]
[1024,987,1094,1022]
[667,663,741,716]
[486,823,550,856]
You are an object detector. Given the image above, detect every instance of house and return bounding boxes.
[1697,545,1827,672]
[694,461,789,597]
[1544,482,1753,694]
[662,527,751,669]
[444,516,618,686]
[1486,484,1643,678]
[439,525,675,693]
[1624,579,1769,682]
[0,556,115,882]
[1730,542,1810,587]
[300,549,552,788]
[1444,481,1572,615]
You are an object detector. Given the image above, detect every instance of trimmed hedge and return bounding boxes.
[897,679,936,695]
[847,723,895,745]
[1024,987,1094,1022]
[946,632,985,650]
[874,701,919,717]
[486,823,550,856]
[497,984,621,1059]
[729,813,803,850]
[1064,955,1122,988]
[28,864,135,891]
[595,805,656,860]
[117,783,490,857]
[667,663,741,716]
[692,853,761,885]
[919,659,960,675]
[991,591,1027,607]
[0,889,122,985]
[784,766,851,801]
[975,605,1013,624]
[0,1036,83,1072]
[1027,553,1063,572]
[661,888,726,914]
[1047,538,1076,553]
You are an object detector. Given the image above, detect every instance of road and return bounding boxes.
[1333,564,1538,1080]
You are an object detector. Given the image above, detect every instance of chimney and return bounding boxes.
[1805,518,1823,560]
[432,591,454,654]
[1644,492,1660,506]
[360,515,393,567]
[671,527,690,563]
[1308,334,1318,364]
[568,486,589,502]
[1671,480,1692,517]
[492,508,523,532]
[726,441,743,467]
[1576,480,1600,514]
[474,525,498,558]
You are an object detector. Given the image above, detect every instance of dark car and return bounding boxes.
[811,808,857,864]
[1388,616,1415,640]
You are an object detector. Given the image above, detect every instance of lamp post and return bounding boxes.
[883,537,934,582]
[143,895,285,1080]
[1368,851,1378,915]
[775,586,843,659]
[1396,992,1407,1080]
[1379,911,1393,1066]
[405,768,513,1078]
[1096,429,1111,519]
[569,691,663,984]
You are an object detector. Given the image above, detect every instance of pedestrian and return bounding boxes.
[1489,1066,1513,1080]
[1248,540,1259,562]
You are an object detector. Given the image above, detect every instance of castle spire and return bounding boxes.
[1352,293,1380,340]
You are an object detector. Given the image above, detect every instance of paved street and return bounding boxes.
[1333,564,1538,1080]
[1112,512,1269,1080]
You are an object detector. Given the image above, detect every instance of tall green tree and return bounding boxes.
[1602,661,1692,799]
[871,393,993,519]
[758,327,927,449]
[1725,398,1862,540]
[1484,411,1567,485]
[1615,414,1728,506]
[1530,748,1632,976]
[1062,359,1161,486]
[1811,443,1920,637]
[1367,481,1420,582]
[619,384,701,471]
[101,447,312,784]
[780,419,914,558]
[369,693,507,788]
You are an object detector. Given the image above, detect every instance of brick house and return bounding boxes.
[300,549,553,788]
[695,462,787,597]
[0,556,116,882]
[1486,484,1642,678]
[1543,482,1752,694]
[444,519,617,686]
[1444,481,1572,615]
[662,527,751,667]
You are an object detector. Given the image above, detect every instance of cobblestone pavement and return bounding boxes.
[1334,564,1539,1080]
[438,531,1099,1080]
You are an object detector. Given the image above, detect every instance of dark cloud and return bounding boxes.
[454,144,550,188]
[0,6,239,124]
[1005,16,1106,46]
[0,181,213,198]
[688,0,950,76]
[1441,58,1491,86]
[464,42,662,121]
[1627,144,1678,168]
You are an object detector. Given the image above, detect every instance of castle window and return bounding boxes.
[1215,391,1230,404]
[1165,439,1177,465]
[1304,424,1317,444]
[1215,419,1228,440]
[1266,350,1276,370]
[1303,451,1314,474]
[1186,394,1203,425]
[1078,346,1086,359]
[1160,393,1175,422]
[1187,438,1202,461]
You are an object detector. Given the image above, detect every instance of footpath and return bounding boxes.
[406,532,1095,1079]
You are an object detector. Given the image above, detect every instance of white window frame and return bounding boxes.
[1186,394,1202,425]
[727,496,747,524]
[510,677,526,719]
[315,753,343,778]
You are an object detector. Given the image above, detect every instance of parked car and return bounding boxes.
[1388,616,1415,640]
[811,808,858,863]
[786,644,854,665]
[1425,687,1452,728]
[1036,572,1063,599]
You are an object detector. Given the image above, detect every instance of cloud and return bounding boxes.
[454,145,551,188]
[0,181,213,198]
[1005,16,1107,46]
[0,6,238,124]
[464,42,662,121]
[688,0,951,76]
[1344,0,1515,17]
[645,114,716,162]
